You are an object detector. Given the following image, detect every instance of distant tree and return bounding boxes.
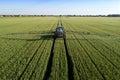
[108,14,120,17]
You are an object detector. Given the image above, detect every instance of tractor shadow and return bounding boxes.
[27,35,54,41]
[1,34,54,41]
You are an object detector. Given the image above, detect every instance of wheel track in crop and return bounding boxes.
[73,20,120,69]
[98,39,120,57]
[91,39,120,69]
[62,20,74,80]
[73,21,120,58]
[75,37,107,80]
[65,21,120,71]
[68,21,120,58]
[17,21,57,80]
[58,19,74,80]
[65,29,88,79]
[71,38,97,79]
[43,19,74,80]
[0,34,43,69]
[0,41,36,79]
[43,19,60,80]
[64,38,74,80]
[64,21,106,80]
[43,38,55,80]
[67,20,120,78]
[17,40,44,80]
[28,39,48,80]
[62,23,89,79]
[67,38,89,79]
[44,38,74,80]
[63,20,93,79]
[83,38,120,70]
[0,20,58,79]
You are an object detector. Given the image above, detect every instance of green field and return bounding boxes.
[0,17,120,80]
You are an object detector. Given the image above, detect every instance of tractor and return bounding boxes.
[54,26,66,39]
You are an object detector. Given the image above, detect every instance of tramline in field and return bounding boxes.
[0,17,120,80]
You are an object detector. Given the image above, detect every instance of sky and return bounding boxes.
[0,0,120,15]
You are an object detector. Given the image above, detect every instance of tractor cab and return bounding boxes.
[55,26,65,38]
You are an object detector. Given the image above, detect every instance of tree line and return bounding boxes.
[0,14,120,17]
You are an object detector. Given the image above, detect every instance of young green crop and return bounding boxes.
[0,17,120,80]
[48,39,68,80]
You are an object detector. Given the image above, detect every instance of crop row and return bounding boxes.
[0,18,57,80]
[63,19,120,80]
